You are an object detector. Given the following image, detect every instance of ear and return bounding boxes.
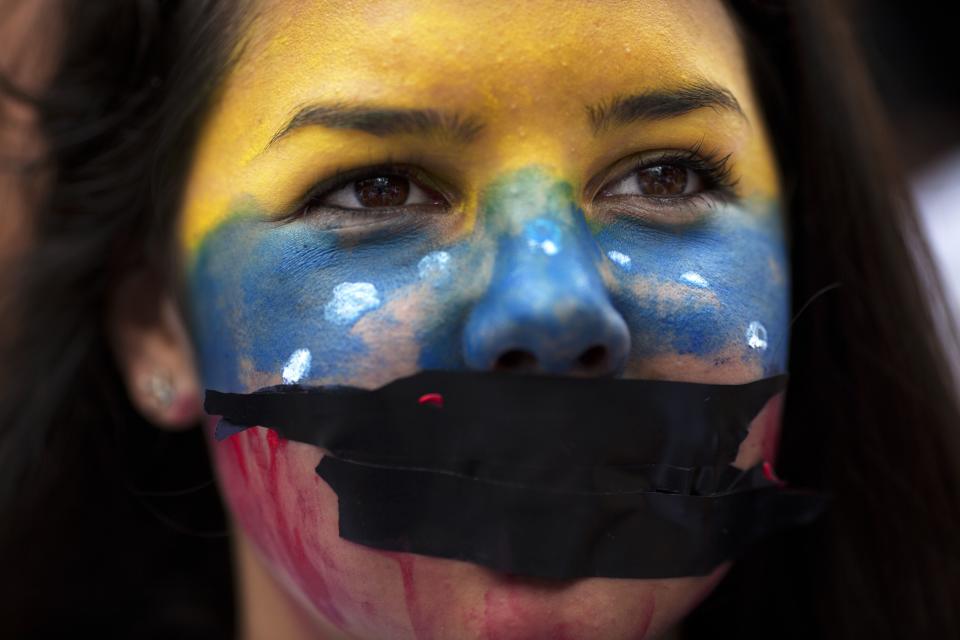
[108,271,203,430]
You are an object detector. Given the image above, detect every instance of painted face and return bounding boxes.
[181,1,788,637]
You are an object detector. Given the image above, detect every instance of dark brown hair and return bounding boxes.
[1,1,959,638]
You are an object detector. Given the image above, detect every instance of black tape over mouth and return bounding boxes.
[205,370,826,579]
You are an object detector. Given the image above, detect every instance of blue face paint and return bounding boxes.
[594,199,789,375]
[461,168,630,373]
[187,166,788,394]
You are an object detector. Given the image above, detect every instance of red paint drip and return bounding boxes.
[266,427,286,451]
[290,527,345,626]
[762,461,787,488]
[368,550,436,639]
[759,393,785,463]
[629,593,657,640]
[257,430,345,628]
[391,553,432,640]
[418,392,444,408]
[229,437,249,483]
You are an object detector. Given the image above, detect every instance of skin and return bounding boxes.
[0,0,60,304]
[164,1,790,638]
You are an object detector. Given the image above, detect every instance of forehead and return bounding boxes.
[182,0,765,248]
[231,0,746,112]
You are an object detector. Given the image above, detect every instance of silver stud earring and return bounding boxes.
[146,372,175,411]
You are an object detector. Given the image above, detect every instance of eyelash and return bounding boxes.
[589,143,739,225]
[285,163,445,229]
[287,144,739,228]
[635,143,738,199]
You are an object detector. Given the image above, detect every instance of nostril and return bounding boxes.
[495,349,538,372]
[577,344,608,370]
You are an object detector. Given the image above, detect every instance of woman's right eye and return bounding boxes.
[317,173,448,211]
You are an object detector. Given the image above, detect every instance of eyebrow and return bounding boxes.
[265,82,742,151]
[586,82,745,135]
[268,104,486,147]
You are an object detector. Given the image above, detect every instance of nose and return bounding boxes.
[463,168,630,376]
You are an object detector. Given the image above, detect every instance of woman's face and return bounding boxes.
[180,0,787,637]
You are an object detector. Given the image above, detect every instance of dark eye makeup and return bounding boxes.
[281,164,451,230]
[589,144,738,226]
[286,145,738,229]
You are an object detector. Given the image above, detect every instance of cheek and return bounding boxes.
[189,215,484,393]
[213,426,344,623]
[211,422,420,637]
[596,206,789,383]
[733,391,785,470]
[211,422,732,640]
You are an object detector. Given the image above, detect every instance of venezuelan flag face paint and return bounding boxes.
[181,1,787,637]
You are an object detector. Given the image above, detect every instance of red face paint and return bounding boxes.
[417,392,444,408]
[209,421,731,639]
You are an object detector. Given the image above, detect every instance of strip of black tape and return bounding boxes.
[206,370,787,494]
[319,457,826,579]
[204,371,827,578]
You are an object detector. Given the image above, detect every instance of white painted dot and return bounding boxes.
[681,271,710,288]
[526,237,560,255]
[418,251,451,279]
[524,219,562,256]
[746,321,769,350]
[281,348,311,384]
[324,282,381,325]
[607,250,632,270]
[539,239,559,255]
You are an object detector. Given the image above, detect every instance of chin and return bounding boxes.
[211,424,730,640]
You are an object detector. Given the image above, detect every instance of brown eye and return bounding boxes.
[600,164,701,199]
[354,175,410,207]
[636,165,688,197]
[318,170,447,211]
[589,150,738,226]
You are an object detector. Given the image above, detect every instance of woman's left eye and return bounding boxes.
[600,164,703,199]
[320,173,447,209]
[588,150,737,225]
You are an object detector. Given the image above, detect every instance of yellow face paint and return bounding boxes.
[184,2,787,639]
[180,0,779,253]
